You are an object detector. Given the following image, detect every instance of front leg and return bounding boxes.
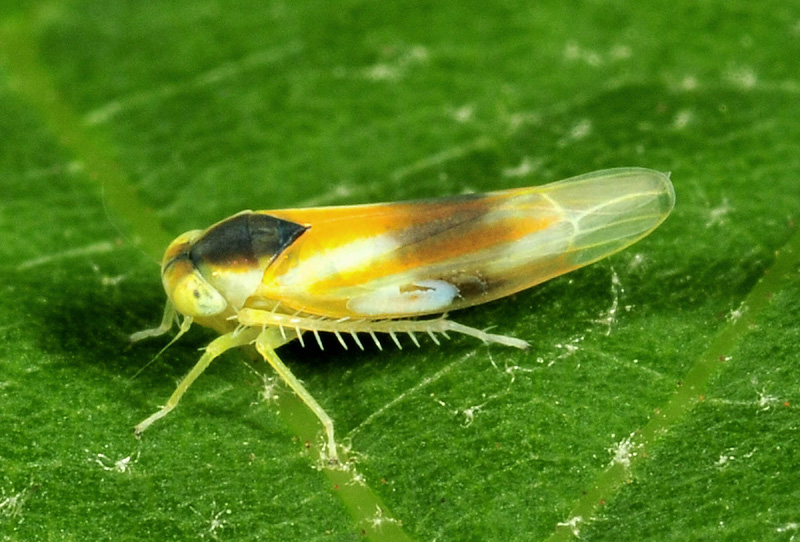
[135,326,261,435]
[130,301,177,342]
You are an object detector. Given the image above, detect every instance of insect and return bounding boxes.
[132,167,675,462]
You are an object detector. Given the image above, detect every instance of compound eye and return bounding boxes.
[171,272,228,317]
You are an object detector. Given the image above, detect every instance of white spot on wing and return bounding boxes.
[347,279,459,316]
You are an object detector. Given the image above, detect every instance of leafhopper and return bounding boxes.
[132,167,675,462]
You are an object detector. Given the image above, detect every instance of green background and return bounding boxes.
[2,1,799,540]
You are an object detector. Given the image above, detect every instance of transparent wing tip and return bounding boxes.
[625,167,676,218]
[545,168,677,265]
[565,167,676,223]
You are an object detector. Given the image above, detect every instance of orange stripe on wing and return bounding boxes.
[305,216,556,295]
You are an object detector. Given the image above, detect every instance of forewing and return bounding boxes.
[253,168,674,319]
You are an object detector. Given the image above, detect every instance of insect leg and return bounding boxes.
[238,308,530,350]
[134,326,261,435]
[130,301,177,342]
[255,329,339,464]
[438,321,530,350]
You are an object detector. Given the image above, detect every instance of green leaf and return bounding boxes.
[1,1,798,540]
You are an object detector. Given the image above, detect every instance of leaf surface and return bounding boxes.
[1,1,798,540]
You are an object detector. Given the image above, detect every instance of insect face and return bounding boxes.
[159,212,310,332]
[160,230,230,319]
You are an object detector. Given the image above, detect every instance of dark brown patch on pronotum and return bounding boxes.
[190,212,308,267]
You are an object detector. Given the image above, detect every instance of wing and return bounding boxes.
[251,168,675,319]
